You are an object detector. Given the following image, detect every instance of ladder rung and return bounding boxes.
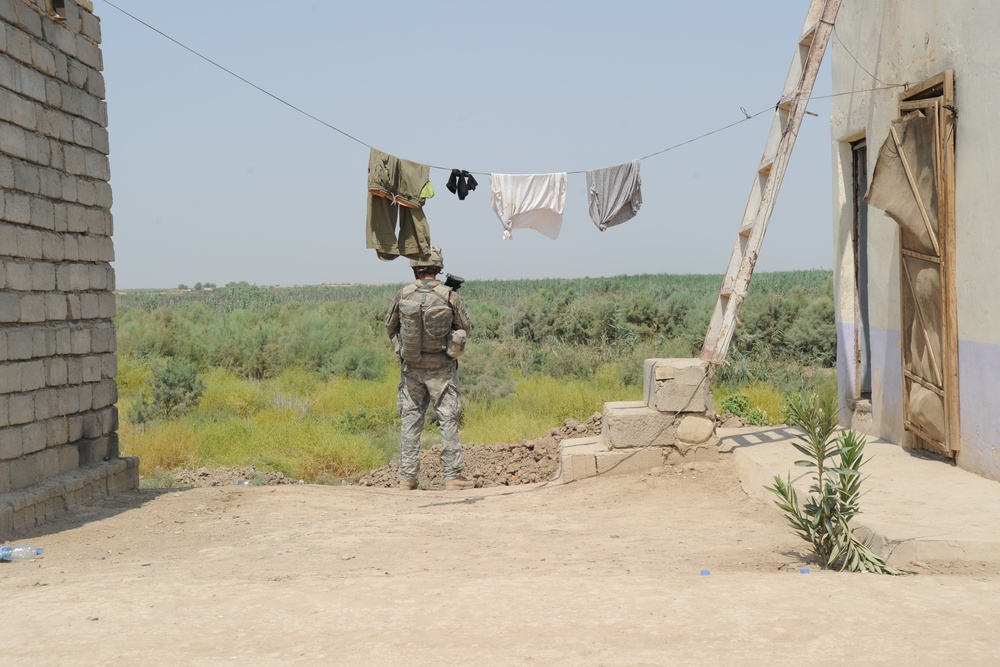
[758,158,774,175]
[799,22,819,48]
[719,285,733,297]
[738,222,754,237]
[777,98,795,112]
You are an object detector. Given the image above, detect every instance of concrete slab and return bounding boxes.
[722,426,1000,566]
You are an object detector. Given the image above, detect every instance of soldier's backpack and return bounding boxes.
[398,283,454,363]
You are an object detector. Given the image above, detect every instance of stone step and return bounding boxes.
[557,436,666,483]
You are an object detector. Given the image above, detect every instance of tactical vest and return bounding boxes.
[398,282,454,364]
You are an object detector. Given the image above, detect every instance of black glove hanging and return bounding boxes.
[446,169,478,201]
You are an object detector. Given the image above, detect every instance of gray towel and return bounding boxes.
[586,160,643,231]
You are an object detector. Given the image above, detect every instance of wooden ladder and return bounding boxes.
[700,0,843,366]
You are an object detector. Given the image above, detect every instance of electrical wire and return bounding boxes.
[100,1,905,177]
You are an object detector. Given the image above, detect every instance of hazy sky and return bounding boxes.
[97,1,839,289]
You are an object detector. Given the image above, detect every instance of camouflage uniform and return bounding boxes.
[386,279,472,483]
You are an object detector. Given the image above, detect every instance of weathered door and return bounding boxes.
[866,72,958,456]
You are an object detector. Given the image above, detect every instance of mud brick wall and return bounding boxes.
[1,0,134,535]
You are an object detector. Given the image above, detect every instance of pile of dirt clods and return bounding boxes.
[358,413,604,489]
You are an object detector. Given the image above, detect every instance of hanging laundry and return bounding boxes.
[489,173,567,240]
[586,160,642,231]
[366,147,435,260]
[446,169,479,200]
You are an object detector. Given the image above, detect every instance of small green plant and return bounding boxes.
[767,393,907,574]
[721,393,770,426]
[136,357,206,422]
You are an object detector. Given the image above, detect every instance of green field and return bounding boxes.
[116,271,837,483]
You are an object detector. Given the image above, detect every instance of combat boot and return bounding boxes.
[444,476,475,490]
[399,478,418,490]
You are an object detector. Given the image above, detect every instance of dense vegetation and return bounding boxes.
[115,271,837,483]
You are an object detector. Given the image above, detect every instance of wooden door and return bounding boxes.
[866,72,958,456]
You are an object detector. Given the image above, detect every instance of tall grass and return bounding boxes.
[115,271,839,481]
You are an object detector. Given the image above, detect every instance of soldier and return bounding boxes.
[385,246,475,490]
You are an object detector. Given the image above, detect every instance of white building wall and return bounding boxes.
[831,0,1000,480]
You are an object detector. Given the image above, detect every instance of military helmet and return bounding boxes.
[410,246,444,270]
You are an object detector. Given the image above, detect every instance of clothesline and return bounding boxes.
[100,0,906,178]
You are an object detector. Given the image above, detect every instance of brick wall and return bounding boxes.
[1,0,136,538]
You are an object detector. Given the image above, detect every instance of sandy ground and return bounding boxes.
[4,459,1000,665]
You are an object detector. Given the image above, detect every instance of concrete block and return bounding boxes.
[57,441,79,472]
[80,10,101,43]
[29,196,55,230]
[76,178,96,205]
[75,36,101,70]
[76,234,99,261]
[31,260,56,290]
[9,452,39,490]
[82,354,100,382]
[17,226,43,258]
[66,293,80,318]
[0,361,20,393]
[69,262,88,290]
[6,327,33,359]
[80,291,99,318]
[0,223,16,256]
[13,160,41,193]
[21,359,45,390]
[101,352,116,379]
[91,379,115,409]
[45,292,67,320]
[642,358,712,414]
[0,292,21,323]
[0,395,6,427]
[8,392,34,425]
[23,132,50,164]
[595,448,664,476]
[81,411,99,438]
[558,436,605,483]
[602,401,676,449]
[665,443,720,465]
[19,292,46,322]
[0,157,13,188]
[41,230,64,260]
[33,387,53,420]
[29,40,56,76]
[0,122,28,161]
[32,327,54,357]
[91,124,109,154]
[99,405,117,435]
[78,382,93,411]
[4,190,31,223]
[45,356,68,386]
[22,421,46,454]
[97,292,115,318]
[0,331,5,360]
[55,326,71,354]
[0,425,23,460]
[65,356,82,384]
[5,260,32,290]
[97,237,113,261]
[63,143,86,175]
[90,323,112,352]
[16,2,42,37]
[19,67,47,103]
[70,327,90,354]
[45,78,62,106]
[39,168,62,199]
[84,151,107,180]
[63,233,79,260]
[71,116,92,147]
[67,415,83,443]
[4,25,32,63]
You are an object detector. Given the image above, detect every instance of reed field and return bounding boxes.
[115,271,837,483]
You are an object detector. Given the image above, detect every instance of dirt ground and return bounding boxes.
[4,458,1000,665]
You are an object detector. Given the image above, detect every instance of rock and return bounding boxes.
[677,416,716,445]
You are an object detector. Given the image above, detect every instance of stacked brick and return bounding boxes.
[1,0,135,537]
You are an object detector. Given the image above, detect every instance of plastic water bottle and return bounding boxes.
[0,545,43,562]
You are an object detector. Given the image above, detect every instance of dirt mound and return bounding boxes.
[358,412,604,489]
[172,466,304,487]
